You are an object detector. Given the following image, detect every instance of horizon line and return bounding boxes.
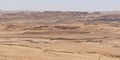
[0,10,120,12]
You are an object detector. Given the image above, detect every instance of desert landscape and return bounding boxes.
[0,11,120,60]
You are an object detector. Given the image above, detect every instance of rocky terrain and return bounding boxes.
[0,11,120,60]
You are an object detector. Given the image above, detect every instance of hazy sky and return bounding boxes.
[0,0,120,11]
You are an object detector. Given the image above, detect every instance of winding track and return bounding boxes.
[0,44,120,60]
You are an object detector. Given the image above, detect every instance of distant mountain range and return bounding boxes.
[0,11,120,24]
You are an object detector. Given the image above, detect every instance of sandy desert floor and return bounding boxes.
[0,37,120,60]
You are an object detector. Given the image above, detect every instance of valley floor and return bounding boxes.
[0,38,120,60]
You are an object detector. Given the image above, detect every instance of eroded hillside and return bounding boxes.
[0,11,120,60]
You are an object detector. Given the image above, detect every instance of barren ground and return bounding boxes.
[0,11,120,60]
